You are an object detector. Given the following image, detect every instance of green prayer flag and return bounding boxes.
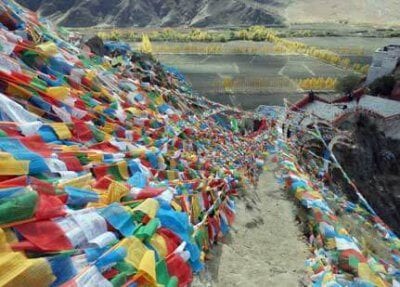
[0,190,38,225]
[156,259,170,285]
[90,127,106,142]
[108,165,124,181]
[167,276,179,287]
[111,273,127,287]
[30,77,48,91]
[349,255,360,268]
[135,218,160,240]
[115,261,137,275]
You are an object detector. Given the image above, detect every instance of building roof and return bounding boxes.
[302,95,400,122]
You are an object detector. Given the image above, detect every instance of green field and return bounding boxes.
[156,53,353,109]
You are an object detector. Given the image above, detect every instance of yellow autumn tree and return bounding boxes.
[223,77,234,92]
[298,77,338,90]
[360,64,370,75]
[140,34,153,54]
[340,58,351,69]
[326,78,337,90]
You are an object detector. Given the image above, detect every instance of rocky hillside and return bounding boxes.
[15,0,287,27]
[334,116,400,235]
[16,0,400,27]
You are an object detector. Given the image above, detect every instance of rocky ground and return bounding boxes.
[194,160,309,287]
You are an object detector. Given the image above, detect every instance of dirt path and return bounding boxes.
[204,161,309,287]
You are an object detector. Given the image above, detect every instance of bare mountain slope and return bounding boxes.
[15,0,287,27]
[15,0,400,27]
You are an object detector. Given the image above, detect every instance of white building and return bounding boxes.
[366,45,400,85]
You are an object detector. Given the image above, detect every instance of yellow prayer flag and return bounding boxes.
[358,263,388,287]
[170,200,182,212]
[324,238,336,250]
[46,86,70,100]
[138,250,157,284]
[166,170,178,181]
[118,237,147,269]
[49,123,72,139]
[103,133,112,141]
[102,61,112,70]
[149,234,168,258]
[86,70,96,81]
[5,83,32,100]
[107,181,129,204]
[2,258,55,287]
[87,152,104,163]
[169,158,177,169]
[126,107,142,116]
[132,199,159,219]
[93,105,105,113]
[130,148,146,158]
[0,253,29,285]
[102,122,116,134]
[58,173,93,189]
[321,271,335,284]
[191,195,201,220]
[100,87,113,102]
[294,188,305,201]
[0,159,29,176]
[0,153,12,160]
[0,229,10,253]
[36,41,58,56]
[372,263,387,274]
[117,161,129,180]
[153,96,164,106]
[60,145,80,152]
[0,229,55,287]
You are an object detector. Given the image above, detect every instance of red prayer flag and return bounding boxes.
[35,193,66,220]
[15,220,73,251]
[166,253,192,287]
[136,187,165,200]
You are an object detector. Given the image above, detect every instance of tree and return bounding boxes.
[223,77,234,92]
[229,31,235,41]
[360,65,370,75]
[340,58,351,69]
[369,75,396,96]
[353,63,362,71]
[218,35,227,43]
[238,30,248,40]
[128,31,139,41]
[335,75,362,94]
[140,34,152,54]
[110,30,121,41]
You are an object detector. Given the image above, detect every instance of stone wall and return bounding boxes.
[366,45,400,85]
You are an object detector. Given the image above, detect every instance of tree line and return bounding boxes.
[297,77,337,90]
